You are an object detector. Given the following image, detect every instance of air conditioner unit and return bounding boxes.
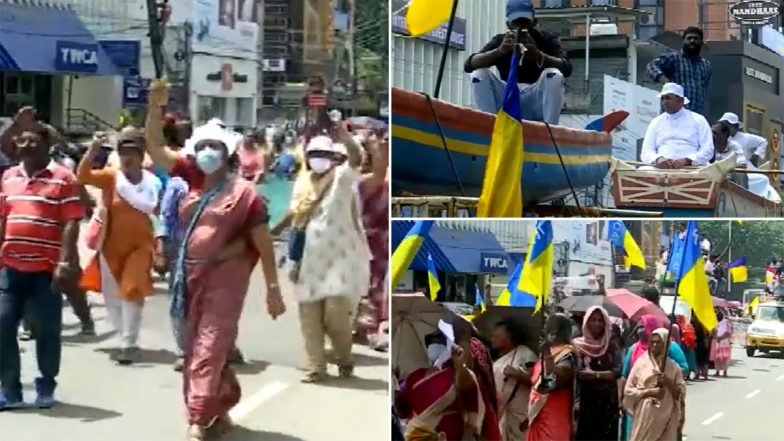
[637,8,656,25]
[262,59,286,72]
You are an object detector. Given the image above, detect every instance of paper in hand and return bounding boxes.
[434,319,455,369]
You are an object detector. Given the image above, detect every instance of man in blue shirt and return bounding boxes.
[647,26,712,116]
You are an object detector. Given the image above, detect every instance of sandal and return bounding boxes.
[301,371,327,384]
[338,365,355,378]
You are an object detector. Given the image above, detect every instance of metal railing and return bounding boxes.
[65,108,114,135]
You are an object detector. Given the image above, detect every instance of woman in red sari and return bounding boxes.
[357,132,389,345]
[395,332,487,440]
[163,121,286,440]
[527,313,579,441]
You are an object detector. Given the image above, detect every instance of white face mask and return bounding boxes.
[308,157,333,174]
[426,344,447,365]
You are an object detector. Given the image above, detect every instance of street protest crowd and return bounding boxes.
[0,80,389,440]
[391,221,741,441]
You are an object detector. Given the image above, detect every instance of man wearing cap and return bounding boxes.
[718,112,768,167]
[464,0,572,124]
[640,83,714,169]
[647,26,711,116]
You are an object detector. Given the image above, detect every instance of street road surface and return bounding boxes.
[683,346,781,440]
[0,245,389,441]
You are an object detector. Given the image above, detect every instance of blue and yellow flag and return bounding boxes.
[406,0,453,37]
[517,221,554,314]
[391,221,434,289]
[608,220,645,269]
[475,284,486,312]
[476,49,524,218]
[673,221,718,332]
[427,253,441,301]
[727,256,748,283]
[496,260,537,307]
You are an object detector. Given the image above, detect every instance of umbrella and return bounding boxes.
[712,296,729,308]
[347,116,388,130]
[607,288,669,324]
[391,293,458,377]
[559,295,625,318]
[472,306,544,354]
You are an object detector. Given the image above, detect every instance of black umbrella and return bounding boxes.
[559,295,626,318]
[472,306,544,354]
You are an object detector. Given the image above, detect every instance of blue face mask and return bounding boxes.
[196,147,223,174]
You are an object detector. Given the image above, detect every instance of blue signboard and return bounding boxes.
[479,252,510,274]
[123,77,151,107]
[99,40,141,76]
[55,41,99,73]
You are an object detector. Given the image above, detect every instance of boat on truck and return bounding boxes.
[391,87,627,207]
[611,154,783,218]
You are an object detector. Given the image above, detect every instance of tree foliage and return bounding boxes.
[697,221,784,269]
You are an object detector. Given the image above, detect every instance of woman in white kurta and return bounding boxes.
[272,132,385,383]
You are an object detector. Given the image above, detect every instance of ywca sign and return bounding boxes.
[55,41,99,73]
[729,1,782,25]
[480,253,510,274]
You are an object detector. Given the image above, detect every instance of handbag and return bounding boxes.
[287,175,333,262]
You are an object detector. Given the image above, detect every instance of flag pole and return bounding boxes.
[662,224,690,371]
[433,0,460,99]
[727,221,732,295]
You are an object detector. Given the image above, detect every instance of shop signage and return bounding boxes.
[55,41,98,73]
[729,1,782,25]
[745,66,774,84]
[123,77,150,107]
[308,93,328,107]
[391,0,467,51]
[99,40,140,77]
[221,63,234,90]
[480,253,509,274]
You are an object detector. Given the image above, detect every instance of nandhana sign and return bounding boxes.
[729,1,782,25]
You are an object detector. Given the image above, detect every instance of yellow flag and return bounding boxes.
[406,0,453,37]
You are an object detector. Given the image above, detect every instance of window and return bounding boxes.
[544,0,569,7]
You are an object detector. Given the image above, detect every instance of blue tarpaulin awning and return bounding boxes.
[391,221,511,274]
[0,2,118,75]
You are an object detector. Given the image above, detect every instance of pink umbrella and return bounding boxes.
[712,296,729,308]
[607,288,670,324]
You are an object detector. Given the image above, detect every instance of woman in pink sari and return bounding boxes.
[710,311,732,376]
[527,313,578,441]
[168,123,286,440]
[395,332,487,440]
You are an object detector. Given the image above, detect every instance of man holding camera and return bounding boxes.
[464,0,572,124]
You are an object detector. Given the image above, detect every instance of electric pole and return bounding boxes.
[146,0,168,79]
[347,0,356,116]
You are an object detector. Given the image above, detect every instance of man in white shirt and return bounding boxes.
[700,234,711,255]
[712,122,748,188]
[640,83,714,169]
[718,112,767,166]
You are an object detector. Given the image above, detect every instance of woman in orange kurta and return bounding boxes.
[77,127,162,365]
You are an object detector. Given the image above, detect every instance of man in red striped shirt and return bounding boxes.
[0,123,83,410]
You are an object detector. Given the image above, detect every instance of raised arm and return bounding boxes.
[145,81,179,172]
[76,138,116,189]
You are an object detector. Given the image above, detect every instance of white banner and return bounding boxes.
[192,0,260,59]
[554,221,613,266]
[603,75,661,161]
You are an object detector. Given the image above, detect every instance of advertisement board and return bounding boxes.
[603,75,661,161]
[192,0,260,58]
[553,221,613,267]
[390,0,467,50]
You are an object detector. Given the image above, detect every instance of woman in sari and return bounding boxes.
[621,315,688,440]
[356,133,389,348]
[710,311,733,376]
[677,315,697,380]
[161,122,285,440]
[395,332,487,441]
[527,313,578,441]
[623,328,686,441]
[271,129,386,383]
[490,318,536,441]
[692,314,710,380]
[573,306,622,441]
[77,127,162,365]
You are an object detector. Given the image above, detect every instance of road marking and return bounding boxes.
[229,381,289,421]
[701,412,725,426]
[746,389,760,399]
[777,374,784,381]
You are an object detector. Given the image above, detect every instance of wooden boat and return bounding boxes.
[391,87,626,205]
[611,155,783,217]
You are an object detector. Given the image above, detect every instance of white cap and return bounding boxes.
[182,123,240,156]
[306,135,347,156]
[719,112,741,126]
[658,82,690,105]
